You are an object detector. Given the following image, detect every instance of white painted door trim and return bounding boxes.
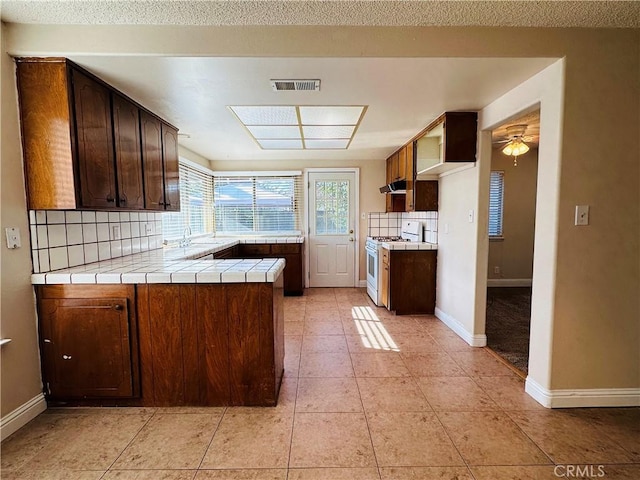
[304,168,360,288]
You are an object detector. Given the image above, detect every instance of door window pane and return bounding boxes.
[315,180,349,234]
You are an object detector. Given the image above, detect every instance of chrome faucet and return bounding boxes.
[179,226,192,248]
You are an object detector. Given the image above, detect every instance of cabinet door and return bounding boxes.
[162,123,181,211]
[112,94,144,210]
[40,297,134,398]
[385,156,394,184]
[71,69,116,209]
[405,142,415,211]
[141,111,165,210]
[414,180,439,211]
[397,147,407,181]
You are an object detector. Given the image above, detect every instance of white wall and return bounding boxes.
[0,23,45,421]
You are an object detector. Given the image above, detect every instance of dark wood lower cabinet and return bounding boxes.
[236,243,304,296]
[37,278,284,407]
[137,280,284,407]
[386,249,437,315]
[37,285,140,400]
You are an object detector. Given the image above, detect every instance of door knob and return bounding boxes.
[349,229,354,234]
[349,238,354,242]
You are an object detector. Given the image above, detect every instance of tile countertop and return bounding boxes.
[380,241,438,250]
[30,238,300,285]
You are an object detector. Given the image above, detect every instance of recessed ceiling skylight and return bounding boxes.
[229,105,367,150]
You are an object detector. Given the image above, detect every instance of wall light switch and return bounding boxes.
[468,209,474,223]
[361,212,366,220]
[5,227,21,249]
[111,225,121,240]
[575,205,590,226]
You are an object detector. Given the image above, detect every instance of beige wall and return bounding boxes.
[0,22,43,417]
[209,158,387,282]
[488,148,538,281]
[0,25,638,413]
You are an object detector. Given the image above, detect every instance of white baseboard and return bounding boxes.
[487,278,532,287]
[525,377,640,408]
[434,307,487,347]
[0,393,47,441]
[357,280,367,288]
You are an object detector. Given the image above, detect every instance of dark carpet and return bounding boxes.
[486,287,531,374]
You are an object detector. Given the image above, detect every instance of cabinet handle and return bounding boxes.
[114,304,123,311]
[120,197,127,204]
[164,202,171,207]
[106,195,115,203]
[62,354,72,360]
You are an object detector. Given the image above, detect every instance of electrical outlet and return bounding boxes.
[575,205,589,226]
[5,227,21,249]
[144,223,153,235]
[111,225,121,240]
[494,266,500,274]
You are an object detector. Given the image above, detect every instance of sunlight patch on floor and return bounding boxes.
[351,306,400,352]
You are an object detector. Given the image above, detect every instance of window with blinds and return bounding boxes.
[213,175,303,234]
[162,164,214,241]
[489,170,505,237]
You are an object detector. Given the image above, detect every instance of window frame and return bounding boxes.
[489,170,505,240]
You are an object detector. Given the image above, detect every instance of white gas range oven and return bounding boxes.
[365,221,422,306]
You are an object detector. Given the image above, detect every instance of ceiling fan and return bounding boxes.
[494,124,532,166]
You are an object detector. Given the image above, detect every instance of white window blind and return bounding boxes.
[213,175,303,234]
[162,163,214,241]
[489,170,505,237]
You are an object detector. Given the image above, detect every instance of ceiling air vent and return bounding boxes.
[270,79,320,92]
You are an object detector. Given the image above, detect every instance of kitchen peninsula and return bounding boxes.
[33,240,293,408]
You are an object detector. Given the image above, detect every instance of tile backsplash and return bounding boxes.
[29,210,163,273]
[367,211,438,243]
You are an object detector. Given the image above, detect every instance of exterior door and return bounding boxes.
[308,171,356,287]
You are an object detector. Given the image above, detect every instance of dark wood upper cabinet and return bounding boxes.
[16,58,179,211]
[141,111,165,210]
[141,113,181,211]
[112,93,145,210]
[162,123,181,211]
[71,70,117,209]
[415,111,478,175]
[37,285,139,399]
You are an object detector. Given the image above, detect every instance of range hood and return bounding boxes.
[379,179,407,194]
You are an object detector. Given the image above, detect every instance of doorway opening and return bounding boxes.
[485,109,540,375]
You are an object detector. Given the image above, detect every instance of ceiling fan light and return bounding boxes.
[502,138,529,157]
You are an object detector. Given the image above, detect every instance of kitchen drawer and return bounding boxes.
[240,244,271,256]
[271,243,300,254]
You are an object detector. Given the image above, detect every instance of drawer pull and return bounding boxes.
[62,354,72,360]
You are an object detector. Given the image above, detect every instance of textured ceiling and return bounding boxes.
[1,1,639,27]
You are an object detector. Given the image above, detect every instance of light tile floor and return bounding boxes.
[2,288,639,480]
